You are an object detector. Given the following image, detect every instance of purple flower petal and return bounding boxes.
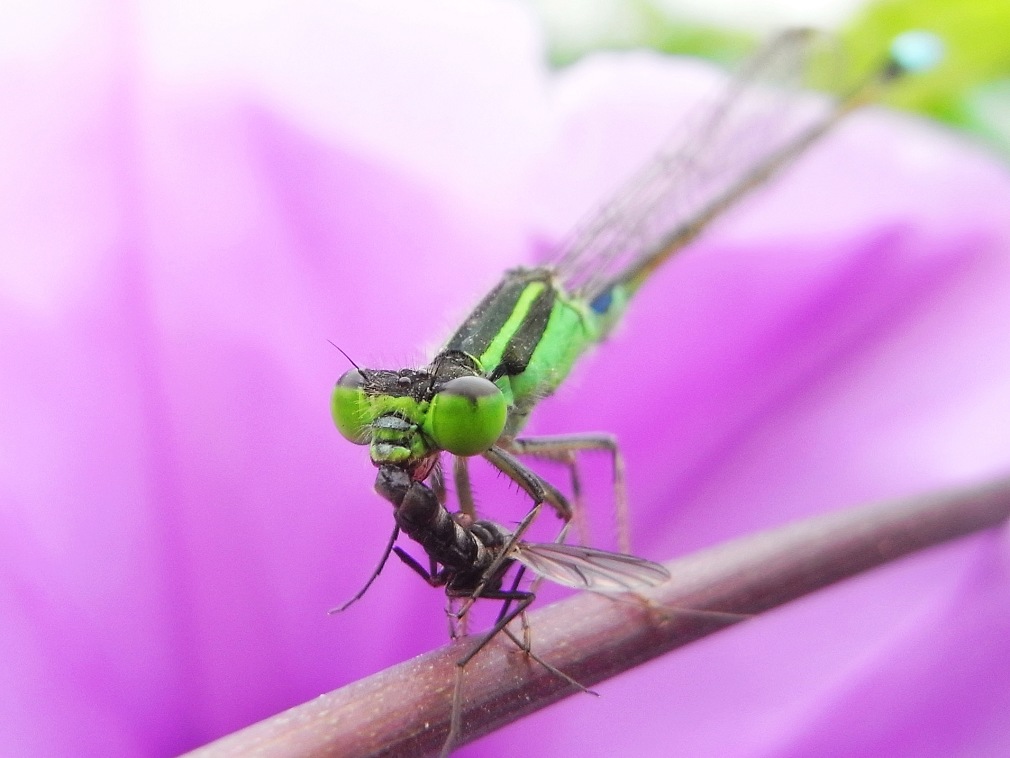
[2,2,1009,757]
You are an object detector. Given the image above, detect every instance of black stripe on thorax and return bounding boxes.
[444,267,553,362]
[489,277,555,381]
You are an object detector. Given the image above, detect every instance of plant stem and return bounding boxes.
[184,475,1010,757]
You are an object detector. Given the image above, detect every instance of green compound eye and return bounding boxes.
[331,368,371,445]
[423,376,507,456]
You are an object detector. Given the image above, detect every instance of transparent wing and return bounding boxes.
[512,542,670,593]
[552,28,836,302]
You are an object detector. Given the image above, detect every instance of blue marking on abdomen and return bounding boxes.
[590,288,613,314]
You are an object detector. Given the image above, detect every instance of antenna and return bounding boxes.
[327,339,362,371]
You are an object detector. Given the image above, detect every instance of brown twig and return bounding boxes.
[183,476,1010,757]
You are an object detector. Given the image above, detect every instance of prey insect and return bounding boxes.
[373,464,670,756]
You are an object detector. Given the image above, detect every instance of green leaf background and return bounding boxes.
[539,0,1010,158]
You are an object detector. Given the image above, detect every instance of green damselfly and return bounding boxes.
[332,29,941,597]
[331,27,942,756]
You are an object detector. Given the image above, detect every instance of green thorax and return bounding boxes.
[442,267,629,436]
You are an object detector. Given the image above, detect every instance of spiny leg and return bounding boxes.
[501,438,588,546]
[329,524,400,613]
[430,463,448,506]
[441,635,592,758]
[454,447,578,642]
[483,445,572,521]
[457,447,569,619]
[453,502,543,621]
[499,627,595,695]
[441,587,535,758]
[444,666,466,758]
[452,455,477,519]
[496,630,589,695]
[503,433,630,553]
[391,545,441,585]
[490,564,528,635]
[442,585,595,757]
[446,595,469,640]
[391,546,469,639]
[493,568,595,695]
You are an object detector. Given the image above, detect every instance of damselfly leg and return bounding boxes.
[502,433,630,552]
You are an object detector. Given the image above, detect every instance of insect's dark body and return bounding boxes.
[375,464,518,601]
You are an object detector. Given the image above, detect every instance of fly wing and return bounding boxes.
[512,542,670,593]
[552,28,834,303]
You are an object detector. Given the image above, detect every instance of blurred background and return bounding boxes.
[531,0,1009,155]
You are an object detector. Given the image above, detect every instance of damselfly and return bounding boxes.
[331,29,942,591]
[330,26,941,757]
